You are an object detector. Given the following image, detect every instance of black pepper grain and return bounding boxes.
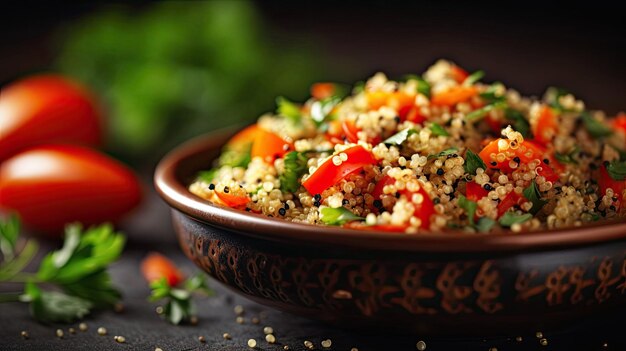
[223,186,230,193]
[278,208,286,216]
[208,184,215,190]
[436,168,444,175]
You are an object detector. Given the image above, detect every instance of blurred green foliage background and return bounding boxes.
[55,1,333,163]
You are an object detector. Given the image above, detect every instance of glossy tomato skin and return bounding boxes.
[0,145,141,235]
[0,75,102,161]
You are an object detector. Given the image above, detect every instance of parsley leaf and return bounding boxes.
[466,101,507,122]
[310,96,341,125]
[218,143,252,168]
[405,75,431,98]
[581,111,612,139]
[458,195,477,226]
[606,160,626,181]
[383,128,416,145]
[544,86,577,112]
[427,147,459,160]
[523,180,547,215]
[504,108,531,139]
[475,217,496,233]
[21,283,92,323]
[499,212,532,227]
[479,82,506,103]
[276,96,302,124]
[0,214,20,260]
[279,151,309,193]
[352,81,365,94]
[464,149,486,175]
[554,146,580,165]
[149,274,213,325]
[320,207,364,225]
[463,70,485,86]
[429,123,450,137]
[196,169,217,183]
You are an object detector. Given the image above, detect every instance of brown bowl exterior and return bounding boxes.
[155,127,626,335]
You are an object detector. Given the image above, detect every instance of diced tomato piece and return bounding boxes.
[479,139,560,182]
[302,145,376,195]
[466,181,489,201]
[215,189,250,208]
[485,115,503,134]
[532,105,558,146]
[342,118,360,143]
[450,65,469,84]
[387,92,415,113]
[227,124,259,148]
[366,91,389,110]
[497,191,525,218]
[141,252,184,287]
[599,162,626,210]
[344,222,409,232]
[251,128,292,163]
[369,175,434,228]
[403,105,427,124]
[311,83,337,100]
[431,86,478,106]
[612,112,626,135]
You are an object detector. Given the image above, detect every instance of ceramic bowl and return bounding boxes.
[154,127,626,335]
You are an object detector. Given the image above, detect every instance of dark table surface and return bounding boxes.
[1,187,625,351]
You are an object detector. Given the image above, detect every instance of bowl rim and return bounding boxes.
[154,127,626,253]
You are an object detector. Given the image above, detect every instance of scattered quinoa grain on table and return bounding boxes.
[190,59,626,233]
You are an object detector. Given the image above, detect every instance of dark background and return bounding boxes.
[2,1,625,112]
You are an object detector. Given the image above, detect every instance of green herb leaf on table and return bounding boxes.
[428,147,459,160]
[463,70,485,86]
[429,123,450,137]
[606,160,626,181]
[499,212,532,227]
[0,214,20,260]
[581,111,612,139]
[523,180,547,215]
[458,195,477,226]
[20,282,92,323]
[280,151,309,193]
[320,207,364,226]
[149,274,214,325]
[383,128,416,145]
[276,96,302,125]
[464,149,486,175]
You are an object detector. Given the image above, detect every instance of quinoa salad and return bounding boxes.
[190,60,626,234]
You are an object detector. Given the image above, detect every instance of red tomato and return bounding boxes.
[0,75,102,161]
[141,252,184,287]
[497,191,524,218]
[479,138,560,182]
[341,118,381,145]
[311,83,337,100]
[370,175,434,228]
[226,124,258,148]
[214,188,250,208]
[612,112,626,135]
[403,105,427,125]
[599,162,625,210]
[532,105,558,146]
[250,128,292,163]
[466,181,489,201]
[450,65,469,84]
[0,145,142,235]
[302,145,376,195]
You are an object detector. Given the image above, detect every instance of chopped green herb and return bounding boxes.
[458,195,477,225]
[279,151,309,193]
[20,283,92,324]
[352,81,365,94]
[505,108,531,138]
[554,146,580,165]
[0,213,20,260]
[499,212,532,227]
[464,149,487,175]
[463,70,485,85]
[606,160,626,181]
[545,86,575,112]
[320,207,364,226]
[405,75,431,98]
[276,96,301,124]
[310,96,341,125]
[479,82,506,103]
[429,123,450,137]
[383,128,416,145]
[196,169,217,183]
[149,273,214,325]
[581,111,612,138]
[218,143,252,168]
[582,212,601,222]
[523,180,547,215]
[466,101,507,122]
[428,147,459,160]
[475,217,496,233]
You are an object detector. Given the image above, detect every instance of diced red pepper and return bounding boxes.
[141,252,185,287]
[302,145,376,195]
[479,138,560,182]
[431,86,478,106]
[532,105,558,146]
[369,175,434,228]
[251,128,292,163]
[497,191,525,218]
[599,162,625,210]
[612,112,626,135]
[311,83,337,100]
[214,189,250,208]
[450,65,469,84]
[466,181,489,202]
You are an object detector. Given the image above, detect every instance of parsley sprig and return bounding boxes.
[0,215,124,323]
[149,273,214,325]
